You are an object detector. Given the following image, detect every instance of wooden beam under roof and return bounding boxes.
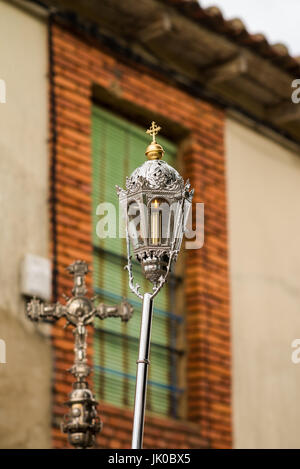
[136,13,172,42]
[266,102,300,124]
[204,55,248,84]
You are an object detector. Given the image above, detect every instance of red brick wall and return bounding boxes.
[50,21,231,449]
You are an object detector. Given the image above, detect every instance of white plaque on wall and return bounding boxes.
[21,254,52,301]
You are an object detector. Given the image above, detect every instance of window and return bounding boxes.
[92,105,184,417]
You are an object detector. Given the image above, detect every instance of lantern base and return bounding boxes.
[136,249,171,285]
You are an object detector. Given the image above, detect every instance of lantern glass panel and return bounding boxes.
[183,198,192,233]
[149,198,170,247]
[127,200,143,249]
[173,198,192,251]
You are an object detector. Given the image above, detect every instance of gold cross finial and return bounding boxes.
[146,121,161,143]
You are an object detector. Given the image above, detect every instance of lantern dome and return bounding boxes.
[125,159,184,194]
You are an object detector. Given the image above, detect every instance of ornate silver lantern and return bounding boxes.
[116,122,193,448]
[117,122,193,296]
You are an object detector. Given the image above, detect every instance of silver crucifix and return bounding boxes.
[26,259,133,449]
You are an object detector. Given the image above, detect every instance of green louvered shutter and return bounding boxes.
[92,105,182,416]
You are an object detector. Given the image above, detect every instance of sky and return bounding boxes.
[198,0,300,56]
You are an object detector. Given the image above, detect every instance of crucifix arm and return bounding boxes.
[26,297,67,323]
[95,299,133,322]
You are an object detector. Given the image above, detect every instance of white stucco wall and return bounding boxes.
[0,0,52,448]
[226,117,300,448]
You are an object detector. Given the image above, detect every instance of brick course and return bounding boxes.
[50,21,231,449]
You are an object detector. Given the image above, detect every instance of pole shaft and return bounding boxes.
[131,293,153,449]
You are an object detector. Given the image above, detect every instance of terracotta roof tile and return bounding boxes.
[160,0,300,75]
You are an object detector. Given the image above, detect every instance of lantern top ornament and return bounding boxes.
[116,121,194,201]
[145,121,164,160]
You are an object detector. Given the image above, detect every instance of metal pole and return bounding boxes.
[131,292,153,449]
